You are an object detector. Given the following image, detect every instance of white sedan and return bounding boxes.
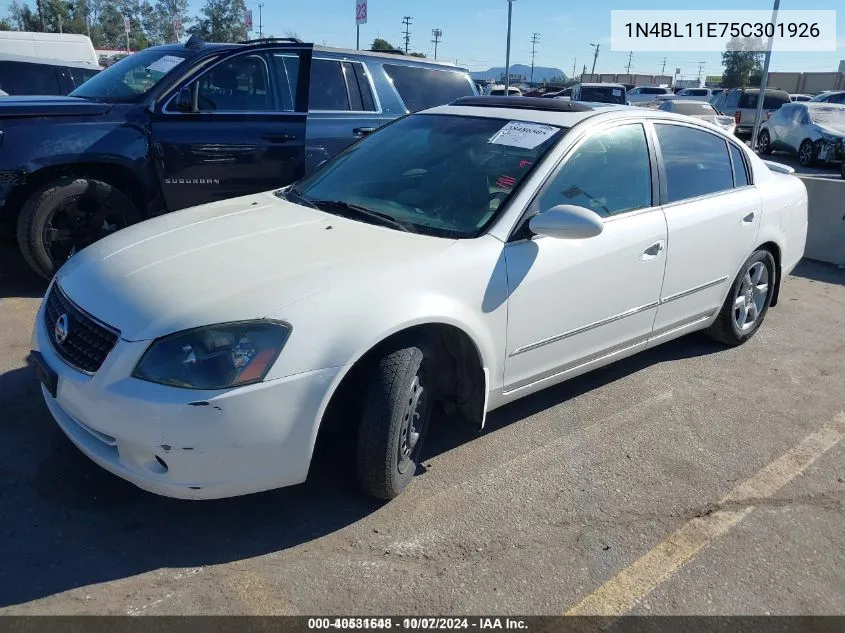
[30,97,808,500]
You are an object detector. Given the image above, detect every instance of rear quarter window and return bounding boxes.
[740,91,790,109]
[382,64,474,112]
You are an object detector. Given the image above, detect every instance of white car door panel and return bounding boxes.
[502,121,667,393]
[650,122,761,335]
[503,211,667,392]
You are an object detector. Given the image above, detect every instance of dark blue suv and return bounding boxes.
[0,37,476,277]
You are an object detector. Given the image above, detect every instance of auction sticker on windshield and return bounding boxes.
[146,55,185,74]
[489,121,558,149]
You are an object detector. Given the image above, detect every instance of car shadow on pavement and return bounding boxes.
[0,332,726,609]
[789,259,845,287]
[0,248,48,299]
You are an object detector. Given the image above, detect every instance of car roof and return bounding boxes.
[0,52,100,69]
[665,100,713,105]
[578,82,625,88]
[806,102,845,109]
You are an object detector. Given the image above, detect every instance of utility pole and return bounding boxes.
[752,0,781,152]
[661,57,667,74]
[697,61,706,83]
[589,42,600,80]
[258,3,264,38]
[572,57,576,80]
[582,64,587,81]
[626,51,633,74]
[431,28,442,60]
[529,32,540,84]
[402,16,413,54]
[504,0,515,95]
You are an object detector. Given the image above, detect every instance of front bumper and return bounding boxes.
[32,300,343,500]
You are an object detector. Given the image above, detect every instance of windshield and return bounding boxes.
[580,87,625,104]
[70,49,189,102]
[809,106,845,125]
[284,114,564,238]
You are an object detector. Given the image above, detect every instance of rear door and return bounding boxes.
[305,57,383,174]
[150,43,312,211]
[651,121,761,337]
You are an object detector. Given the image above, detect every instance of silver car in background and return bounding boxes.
[657,100,736,135]
[757,102,845,169]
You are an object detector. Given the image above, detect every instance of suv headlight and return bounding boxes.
[133,321,291,390]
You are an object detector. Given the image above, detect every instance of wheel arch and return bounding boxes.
[757,240,783,307]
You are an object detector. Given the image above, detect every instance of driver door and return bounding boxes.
[150,43,312,211]
[502,122,667,394]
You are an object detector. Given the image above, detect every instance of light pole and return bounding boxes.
[751,0,781,152]
[504,0,516,95]
[431,28,442,60]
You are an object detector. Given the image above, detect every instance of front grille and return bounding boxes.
[43,285,120,374]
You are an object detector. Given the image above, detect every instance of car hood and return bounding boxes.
[0,95,111,118]
[815,123,845,137]
[56,191,456,341]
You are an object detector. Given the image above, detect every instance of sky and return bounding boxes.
[6,0,845,79]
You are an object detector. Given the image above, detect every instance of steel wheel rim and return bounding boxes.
[397,372,428,474]
[733,261,769,332]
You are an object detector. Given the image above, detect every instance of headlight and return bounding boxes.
[133,321,291,390]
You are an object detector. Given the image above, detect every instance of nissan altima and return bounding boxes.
[30,97,808,500]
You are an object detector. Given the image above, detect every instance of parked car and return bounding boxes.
[0,31,99,66]
[627,85,673,104]
[30,96,807,501]
[0,54,100,96]
[656,100,736,134]
[809,90,845,104]
[0,37,476,278]
[710,88,726,98]
[710,88,791,136]
[674,87,716,101]
[757,102,845,168]
[488,85,522,96]
[543,87,571,98]
[570,82,627,105]
[790,94,812,102]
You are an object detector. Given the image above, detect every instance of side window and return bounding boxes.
[725,91,741,108]
[382,64,474,112]
[310,59,350,110]
[0,61,61,95]
[272,53,300,111]
[655,124,733,203]
[729,144,749,187]
[830,93,845,104]
[68,66,99,89]
[341,61,376,111]
[196,54,273,111]
[536,123,652,218]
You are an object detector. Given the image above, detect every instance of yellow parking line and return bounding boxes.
[565,411,845,616]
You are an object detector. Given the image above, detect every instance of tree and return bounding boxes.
[722,36,764,88]
[371,37,396,51]
[8,0,42,31]
[146,0,191,45]
[189,0,247,43]
[0,17,11,30]
[95,1,152,50]
[408,51,426,58]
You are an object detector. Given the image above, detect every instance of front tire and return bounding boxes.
[16,178,140,279]
[757,130,773,155]
[706,250,776,346]
[357,341,434,499]
[798,139,816,167]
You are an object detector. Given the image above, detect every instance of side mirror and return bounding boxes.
[528,204,604,240]
[173,86,194,112]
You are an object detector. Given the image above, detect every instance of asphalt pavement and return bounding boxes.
[0,249,843,615]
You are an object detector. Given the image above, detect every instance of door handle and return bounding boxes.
[641,241,664,261]
[353,127,377,138]
[261,132,296,143]
[742,211,755,224]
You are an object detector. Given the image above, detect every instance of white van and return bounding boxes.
[0,32,99,66]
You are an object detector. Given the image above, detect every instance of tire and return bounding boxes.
[798,139,816,167]
[757,130,773,155]
[357,340,435,499]
[706,250,776,346]
[16,178,140,279]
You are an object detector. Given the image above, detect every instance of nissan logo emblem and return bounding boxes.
[54,313,69,345]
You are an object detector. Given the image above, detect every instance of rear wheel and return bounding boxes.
[757,130,773,155]
[706,250,776,346]
[16,178,140,279]
[798,139,816,167]
[356,340,434,499]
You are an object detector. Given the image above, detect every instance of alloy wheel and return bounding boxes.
[733,261,769,332]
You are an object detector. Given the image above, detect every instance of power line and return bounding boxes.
[529,33,540,83]
[402,16,413,54]
[431,28,442,60]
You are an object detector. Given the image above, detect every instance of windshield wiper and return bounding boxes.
[284,186,318,209]
[307,199,411,233]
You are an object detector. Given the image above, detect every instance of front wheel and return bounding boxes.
[757,130,773,155]
[706,250,776,346]
[357,341,434,499]
[798,139,816,167]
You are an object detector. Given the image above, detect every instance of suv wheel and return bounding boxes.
[798,139,816,167]
[357,339,435,499]
[757,130,773,155]
[16,178,140,279]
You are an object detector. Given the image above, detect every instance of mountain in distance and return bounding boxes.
[470,64,567,83]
